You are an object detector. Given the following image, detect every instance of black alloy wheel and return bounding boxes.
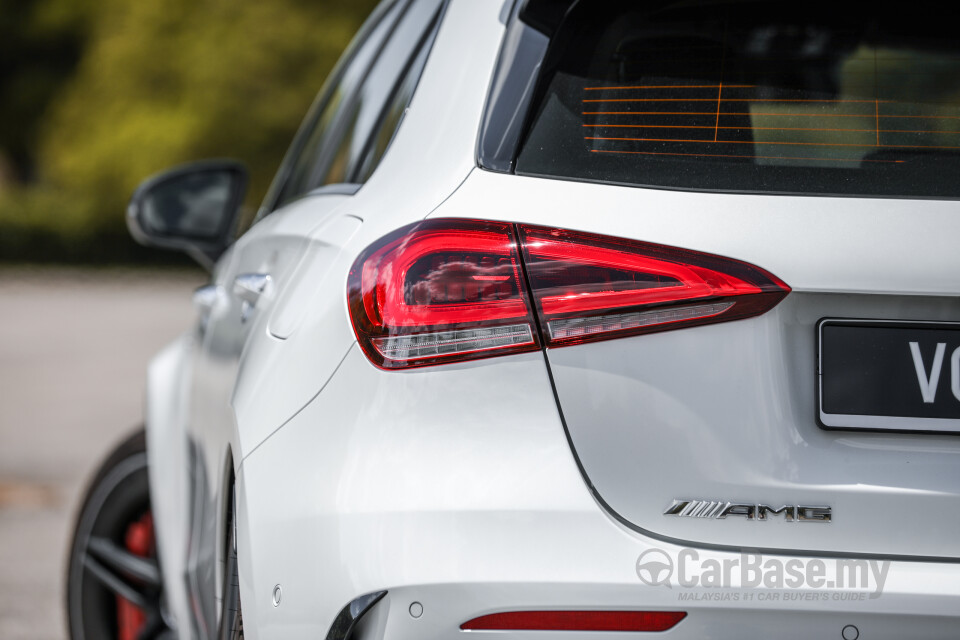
[66,430,172,640]
[218,487,242,640]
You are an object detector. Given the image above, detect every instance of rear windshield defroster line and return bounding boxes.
[514,0,960,199]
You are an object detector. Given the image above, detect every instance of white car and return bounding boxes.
[66,0,960,638]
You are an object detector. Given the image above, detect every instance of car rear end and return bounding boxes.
[239,0,960,637]
[485,0,960,562]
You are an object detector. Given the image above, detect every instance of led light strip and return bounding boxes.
[547,302,734,340]
[372,324,534,361]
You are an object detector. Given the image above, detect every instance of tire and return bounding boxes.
[218,487,243,640]
[65,429,172,640]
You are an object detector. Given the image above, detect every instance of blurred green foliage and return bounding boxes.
[0,0,377,262]
[0,0,90,182]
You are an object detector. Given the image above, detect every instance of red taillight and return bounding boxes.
[347,219,540,369]
[460,610,687,632]
[347,219,789,369]
[519,225,790,346]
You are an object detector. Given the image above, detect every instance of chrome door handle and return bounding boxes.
[233,273,271,323]
[233,273,271,305]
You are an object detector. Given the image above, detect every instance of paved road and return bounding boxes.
[0,268,204,639]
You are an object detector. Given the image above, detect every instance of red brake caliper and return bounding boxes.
[117,512,154,640]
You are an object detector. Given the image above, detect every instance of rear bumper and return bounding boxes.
[355,582,959,640]
[236,345,960,639]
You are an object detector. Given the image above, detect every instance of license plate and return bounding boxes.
[818,319,960,433]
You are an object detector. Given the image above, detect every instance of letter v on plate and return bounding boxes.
[909,341,946,403]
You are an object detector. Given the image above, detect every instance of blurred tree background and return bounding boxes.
[0,0,377,262]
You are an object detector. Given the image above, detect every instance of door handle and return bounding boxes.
[233,273,271,322]
[233,273,271,305]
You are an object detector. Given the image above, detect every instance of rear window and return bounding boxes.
[515,1,960,198]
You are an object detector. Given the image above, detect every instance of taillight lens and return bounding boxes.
[347,219,540,369]
[519,225,790,346]
[347,220,789,369]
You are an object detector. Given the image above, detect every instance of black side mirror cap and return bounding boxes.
[126,159,248,270]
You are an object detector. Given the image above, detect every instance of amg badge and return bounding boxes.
[664,499,831,522]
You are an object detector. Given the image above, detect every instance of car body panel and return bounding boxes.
[430,169,960,559]
[186,196,330,634]
[236,345,960,639]
[226,0,509,460]
[237,345,574,638]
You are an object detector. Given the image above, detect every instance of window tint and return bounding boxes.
[270,0,404,210]
[516,0,960,198]
[318,0,443,186]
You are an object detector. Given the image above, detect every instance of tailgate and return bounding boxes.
[441,170,960,559]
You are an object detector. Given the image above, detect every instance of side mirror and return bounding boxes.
[126,160,248,269]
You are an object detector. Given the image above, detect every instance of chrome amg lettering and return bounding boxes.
[718,503,755,519]
[756,504,795,521]
[664,500,831,523]
[797,505,832,522]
